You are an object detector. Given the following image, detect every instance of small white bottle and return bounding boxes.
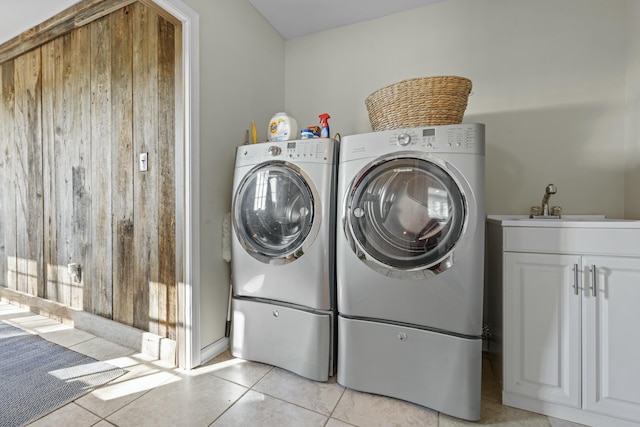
[268,112,298,142]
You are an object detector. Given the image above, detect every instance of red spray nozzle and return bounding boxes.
[319,113,330,126]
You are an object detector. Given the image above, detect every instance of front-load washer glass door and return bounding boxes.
[234,161,319,264]
[345,155,466,274]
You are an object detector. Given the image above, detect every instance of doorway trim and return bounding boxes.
[149,0,200,370]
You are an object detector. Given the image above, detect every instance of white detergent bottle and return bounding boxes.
[268,112,298,142]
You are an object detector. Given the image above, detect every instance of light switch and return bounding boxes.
[140,152,148,171]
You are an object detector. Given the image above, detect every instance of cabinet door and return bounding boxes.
[504,252,582,407]
[583,256,640,422]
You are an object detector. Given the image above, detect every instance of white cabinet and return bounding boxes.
[486,218,640,427]
[582,255,640,421]
[503,252,582,408]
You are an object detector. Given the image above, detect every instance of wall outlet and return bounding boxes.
[67,263,82,283]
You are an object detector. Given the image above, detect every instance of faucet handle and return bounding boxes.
[530,206,542,218]
[550,206,562,217]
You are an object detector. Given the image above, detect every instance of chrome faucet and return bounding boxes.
[530,184,561,218]
[541,184,557,216]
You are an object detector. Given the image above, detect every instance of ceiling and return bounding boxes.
[0,0,444,45]
[248,0,445,39]
[0,0,80,45]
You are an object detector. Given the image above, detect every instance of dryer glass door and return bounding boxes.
[347,157,465,271]
[234,162,316,264]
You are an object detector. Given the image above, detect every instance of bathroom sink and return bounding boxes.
[530,215,605,221]
[487,215,640,228]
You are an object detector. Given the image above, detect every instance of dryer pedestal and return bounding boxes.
[231,298,334,382]
[337,316,482,421]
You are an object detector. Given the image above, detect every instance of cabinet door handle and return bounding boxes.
[573,263,579,295]
[591,265,597,297]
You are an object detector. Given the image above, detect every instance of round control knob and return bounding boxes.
[268,146,282,156]
[397,133,411,147]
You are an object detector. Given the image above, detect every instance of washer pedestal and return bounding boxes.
[231,298,333,382]
[337,316,482,421]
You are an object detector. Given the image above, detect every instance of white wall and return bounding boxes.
[185,0,638,355]
[285,0,628,217]
[625,0,640,219]
[182,0,285,350]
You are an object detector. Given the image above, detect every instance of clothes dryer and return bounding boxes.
[336,124,485,420]
[231,138,337,381]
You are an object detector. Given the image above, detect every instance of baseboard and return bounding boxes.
[503,392,640,427]
[0,288,176,366]
[200,337,229,366]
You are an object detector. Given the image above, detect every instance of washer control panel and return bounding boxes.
[268,145,282,156]
[283,140,329,160]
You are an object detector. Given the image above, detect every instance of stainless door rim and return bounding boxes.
[342,152,478,277]
[233,160,322,265]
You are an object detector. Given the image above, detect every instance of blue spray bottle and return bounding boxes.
[319,113,331,138]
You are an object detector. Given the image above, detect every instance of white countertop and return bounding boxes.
[487,214,640,229]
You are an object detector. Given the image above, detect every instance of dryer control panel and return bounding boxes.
[235,137,337,167]
[387,125,483,153]
[339,123,485,163]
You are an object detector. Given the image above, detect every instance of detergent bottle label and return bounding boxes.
[268,112,298,142]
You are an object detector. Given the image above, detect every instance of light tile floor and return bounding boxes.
[1,301,585,427]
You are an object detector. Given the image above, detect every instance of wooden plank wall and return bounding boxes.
[111,6,135,328]
[1,61,17,293]
[1,51,44,298]
[157,16,176,340]
[15,49,44,299]
[0,2,177,338]
[89,15,113,318]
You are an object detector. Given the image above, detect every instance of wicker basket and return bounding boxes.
[365,76,472,131]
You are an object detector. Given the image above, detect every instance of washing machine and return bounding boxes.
[336,123,485,420]
[230,138,337,381]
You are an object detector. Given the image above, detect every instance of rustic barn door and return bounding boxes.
[1,1,178,339]
[0,50,44,300]
[42,28,91,312]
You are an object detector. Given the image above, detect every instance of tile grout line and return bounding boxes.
[206,363,275,425]
[206,386,252,427]
[324,386,350,426]
[245,368,348,423]
[75,359,184,425]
